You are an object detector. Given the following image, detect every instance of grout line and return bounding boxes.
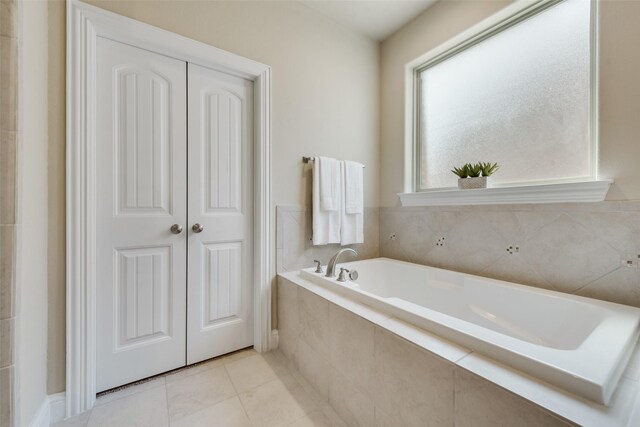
[223,363,240,396]
[452,366,457,426]
[165,382,171,427]
[571,266,620,294]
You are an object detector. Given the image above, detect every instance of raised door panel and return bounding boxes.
[116,246,171,348]
[115,68,173,216]
[203,91,242,213]
[202,242,242,328]
[96,37,187,392]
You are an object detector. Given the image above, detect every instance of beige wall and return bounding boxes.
[47,0,65,397]
[18,0,49,422]
[379,0,640,206]
[597,0,640,201]
[47,0,380,393]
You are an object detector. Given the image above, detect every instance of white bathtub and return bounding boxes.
[299,258,640,405]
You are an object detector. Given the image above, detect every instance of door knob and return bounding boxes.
[170,224,183,234]
[192,223,204,233]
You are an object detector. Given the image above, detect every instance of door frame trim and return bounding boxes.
[66,0,273,416]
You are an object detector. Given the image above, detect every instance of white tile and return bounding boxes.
[261,350,294,377]
[479,254,555,292]
[298,288,329,357]
[52,411,92,427]
[457,352,638,427]
[226,354,280,393]
[0,225,16,319]
[571,211,640,253]
[286,407,346,427]
[297,338,330,401]
[278,276,300,366]
[373,327,454,427]
[328,369,374,427]
[373,407,404,427]
[239,374,319,427]
[576,267,640,307]
[454,367,570,427]
[289,369,327,409]
[0,366,12,427]
[522,214,620,293]
[165,358,224,383]
[88,386,168,427]
[170,396,251,427]
[166,365,236,422]
[221,347,258,364]
[328,304,375,396]
[0,318,13,367]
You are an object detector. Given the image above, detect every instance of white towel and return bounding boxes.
[344,160,364,215]
[318,157,340,211]
[340,161,364,245]
[312,157,341,245]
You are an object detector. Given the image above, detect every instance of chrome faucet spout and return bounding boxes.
[325,248,358,278]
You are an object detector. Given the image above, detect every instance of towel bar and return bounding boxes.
[302,156,365,167]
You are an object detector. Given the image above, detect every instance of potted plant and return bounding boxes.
[452,162,499,189]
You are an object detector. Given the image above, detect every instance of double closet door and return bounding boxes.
[95,37,254,392]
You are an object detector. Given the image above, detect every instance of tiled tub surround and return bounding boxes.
[278,272,640,427]
[379,202,640,308]
[298,258,640,405]
[276,206,379,273]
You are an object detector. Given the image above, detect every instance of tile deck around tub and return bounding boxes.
[279,270,640,427]
[53,349,347,427]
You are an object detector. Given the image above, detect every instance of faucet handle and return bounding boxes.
[313,260,323,274]
[337,268,350,282]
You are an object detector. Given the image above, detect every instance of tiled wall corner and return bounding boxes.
[277,277,575,427]
[276,206,379,274]
[379,202,640,307]
[276,276,299,367]
[0,0,19,425]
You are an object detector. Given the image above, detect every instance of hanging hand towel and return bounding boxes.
[318,156,340,211]
[340,161,364,245]
[344,160,364,215]
[313,157,341,245]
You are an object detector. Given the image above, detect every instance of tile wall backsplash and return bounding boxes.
[276,206,379,273]
[379,202,640,308]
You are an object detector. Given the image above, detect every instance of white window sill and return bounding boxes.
[398,179,614,207]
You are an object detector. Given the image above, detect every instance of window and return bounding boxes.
[412,0,595,191]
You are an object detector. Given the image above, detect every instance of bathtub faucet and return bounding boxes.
[325,248,358,278]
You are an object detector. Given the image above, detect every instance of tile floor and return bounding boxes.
[53,349,346,427]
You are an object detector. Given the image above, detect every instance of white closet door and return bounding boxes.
[95,37,187,392]
[187,64,254,364]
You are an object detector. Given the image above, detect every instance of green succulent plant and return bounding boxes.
[451,162,500,178]
[467,163,482,178]
[451,165,469,178]
[480,162,500,177]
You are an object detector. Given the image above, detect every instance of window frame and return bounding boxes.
[404,0,599,194]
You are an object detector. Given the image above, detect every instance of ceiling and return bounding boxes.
[300,0,438,41]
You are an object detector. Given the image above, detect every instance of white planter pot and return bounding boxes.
[458,176,488,190]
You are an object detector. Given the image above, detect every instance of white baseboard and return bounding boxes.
[30,397,50,427]
[48,392,66,424]
[270,329,279,350]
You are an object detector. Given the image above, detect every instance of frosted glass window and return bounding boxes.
[417,0,592,190]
